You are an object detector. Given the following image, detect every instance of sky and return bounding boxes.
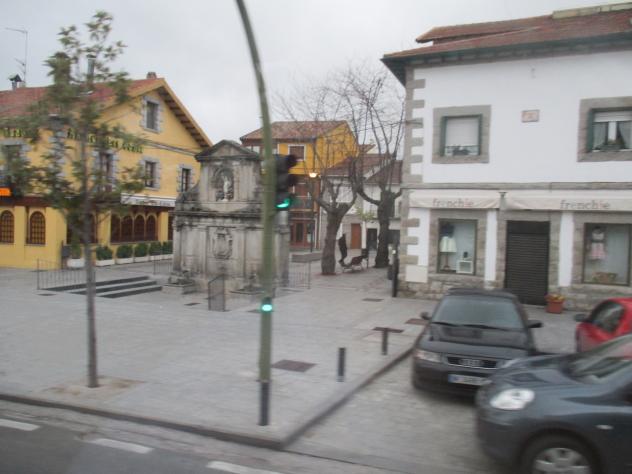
[0,0,624,144]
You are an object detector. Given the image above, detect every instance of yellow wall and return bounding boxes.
[0,84,206,269]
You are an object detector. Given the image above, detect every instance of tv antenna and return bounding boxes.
[5,27,28,85]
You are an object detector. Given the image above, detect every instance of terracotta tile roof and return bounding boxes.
[366,159,402,185]
[0,78,159,118]
[383,6,632,74]
[240,121,347,141]
[327,154,401,185]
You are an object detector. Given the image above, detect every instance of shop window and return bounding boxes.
[146,215,157,241]
[442,116,481,156]
[0,210,14,243]
[121,215,133,241]
[437,219,476,274]
[134,215,145,241]
[583,223,630,285]
[27,211,46,245]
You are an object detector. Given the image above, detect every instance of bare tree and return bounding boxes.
[339,64,405,268]
[276,80,359,275]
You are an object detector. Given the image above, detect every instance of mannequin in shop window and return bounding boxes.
[589,225,606,260]
[439,223,457,270]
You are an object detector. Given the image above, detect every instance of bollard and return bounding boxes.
[337,347,346,382]
[382,328,389,355]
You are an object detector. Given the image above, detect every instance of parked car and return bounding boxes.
[476,334,632,474]
[411,288,542,395]
[575,297,632,352]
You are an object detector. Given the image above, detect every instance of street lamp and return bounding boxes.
[308,172,318,253]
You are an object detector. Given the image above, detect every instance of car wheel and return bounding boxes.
[521,435,599,474]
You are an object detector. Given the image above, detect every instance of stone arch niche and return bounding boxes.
[168,140,288,294]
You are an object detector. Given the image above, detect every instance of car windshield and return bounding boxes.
[432,295,523,330]
[565,335,632,383]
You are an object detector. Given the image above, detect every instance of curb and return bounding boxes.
[0,346,412,450]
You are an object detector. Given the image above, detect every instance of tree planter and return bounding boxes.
[67,258,85,269]
[95,259,115,267]
[134,256,149,263]
[116,257,134,265]
[546,300,564,314]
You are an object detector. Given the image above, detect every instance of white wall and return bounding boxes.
[412,50,632,183]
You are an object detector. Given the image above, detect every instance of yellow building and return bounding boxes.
[0,74,212,269]
[240,121,358,248]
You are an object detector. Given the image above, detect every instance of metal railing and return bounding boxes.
[36,259,91,291]
[207,273,226,311]
[152,257,173,275]
[282,261,311,289]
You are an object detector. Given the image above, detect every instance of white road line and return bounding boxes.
[87,438,153,454]
[0,418,40,431]
[207,461,283,474]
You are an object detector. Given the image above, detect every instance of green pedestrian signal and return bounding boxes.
[261,298,273,312]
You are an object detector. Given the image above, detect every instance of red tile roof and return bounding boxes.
[383,6,632,79]
[240,121,347,141]
[327,154,401,185]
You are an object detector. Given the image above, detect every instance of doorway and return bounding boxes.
[366,228,378,250]
[350,223,362,249]
[504,221,550,305]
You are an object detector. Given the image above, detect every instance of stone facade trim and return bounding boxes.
[432,105,491,164]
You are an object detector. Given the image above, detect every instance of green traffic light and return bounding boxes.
[261,301,273,312]
[276,198,291,209]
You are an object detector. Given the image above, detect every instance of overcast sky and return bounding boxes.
[0,0,623,144]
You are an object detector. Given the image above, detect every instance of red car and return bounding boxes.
[575,297,632,351]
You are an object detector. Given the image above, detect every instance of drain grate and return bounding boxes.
[362,298,383,302]
[405,318,425,326]
[373,326,404,333]
[272,359,315,372]
[184,302,200,306]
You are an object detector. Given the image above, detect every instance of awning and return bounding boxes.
[409,189,500,209]
[121,193,176,208]
[503,190,632,212]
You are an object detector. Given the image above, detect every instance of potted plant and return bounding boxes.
[95,245,114,267]
[134,242,149,262]
[149,241,162,261]
[161,240,173,260]
[115,244,134,264]
[67,240,85,269]
[545,293,565,314]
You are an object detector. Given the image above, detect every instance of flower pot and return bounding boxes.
[116,257,134,265]
[546,300,564,314]
[67,258,85,269]
[134,256,149,263]
[95,259,115,267]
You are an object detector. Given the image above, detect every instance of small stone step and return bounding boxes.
[99,285,162,299]
[71,280,158,295]
[45,276,150,292]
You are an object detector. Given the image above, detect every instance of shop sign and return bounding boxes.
[0,187,11,197]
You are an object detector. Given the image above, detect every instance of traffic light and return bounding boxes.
[275,154,298,210]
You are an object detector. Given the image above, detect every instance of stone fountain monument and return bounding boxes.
[167,140,288,294]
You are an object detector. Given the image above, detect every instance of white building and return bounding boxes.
[382,3,632,309]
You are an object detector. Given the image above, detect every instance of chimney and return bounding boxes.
[146,71,157,79]
[9,74,23,90]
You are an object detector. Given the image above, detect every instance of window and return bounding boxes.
[121,215,133,241]
[167,214,174,241]
[583,223,630,285]
[289,145,305,161]
[66,214,97,244]
[590,110,632,151]
[437,219,476,274]
[145,161,156,188]
[442,116,481,156]
[432,105,490,164]
[110,214,121,243]
[0,211,14,243]
[98,152,114,190]
[0,145,21,185]
[145,101,159,130]
[180,168,191,192]
[146,215,157,241]
[27,211,45,245]
[578,97,632,162]
[134,215,145,241]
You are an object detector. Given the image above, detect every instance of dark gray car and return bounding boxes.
[476,334,632,474]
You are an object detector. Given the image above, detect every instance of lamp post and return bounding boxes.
[308,172,318,253]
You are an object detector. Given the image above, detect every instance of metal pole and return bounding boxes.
[391,247,399,298]
[381,328,389,355]
[337,347,346,382]
[37,259,40,290]
[307,261,311,290]
[236,0,276,427]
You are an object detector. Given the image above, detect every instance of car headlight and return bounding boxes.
[489,388,535,410]
[413,349,441,363]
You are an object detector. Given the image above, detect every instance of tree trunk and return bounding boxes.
[321,210,343,275]
[374,194,394,268]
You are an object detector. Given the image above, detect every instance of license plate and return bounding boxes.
[448,374,487,386]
